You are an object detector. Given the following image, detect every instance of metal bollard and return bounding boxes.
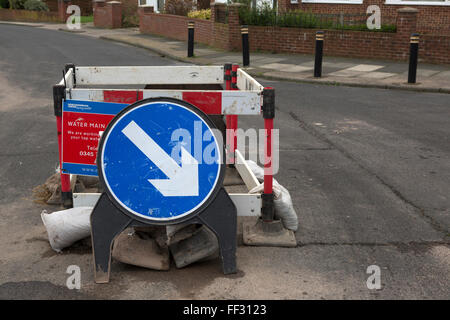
[314,31,324,78]
[241,25,250,67]
[187,21,194,57]
[408,33,420,84]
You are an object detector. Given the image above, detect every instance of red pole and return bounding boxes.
[56,116,71,194]
[264,118,273,195]
[54,84,72,208]
[231,65,239,158]
[261,87,275,222]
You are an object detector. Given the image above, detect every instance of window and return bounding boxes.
[138,0,164,12]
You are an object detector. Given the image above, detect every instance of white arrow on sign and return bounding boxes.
[122,120,199,197]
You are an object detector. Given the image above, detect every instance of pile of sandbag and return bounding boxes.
[246,160,298,231]
[41,207,218,270]
[39,159,297,270]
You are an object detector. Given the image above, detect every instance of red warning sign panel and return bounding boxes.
[61,100,128,176]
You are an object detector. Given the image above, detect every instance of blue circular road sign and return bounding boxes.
[98,98,224,223]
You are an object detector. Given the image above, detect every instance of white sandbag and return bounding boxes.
[247,161,298,231]
[41,207,93,252]
[246,160,265,181]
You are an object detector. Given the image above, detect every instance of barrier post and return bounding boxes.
[262,87,275,222]
[314,31,324,78]
[225,65,239,165]
[224,63,233,165]
[231,65,239,161]
[187,21,195,57]
[241,25,250,67]
[408,33,419,84]
[53,83,72,208]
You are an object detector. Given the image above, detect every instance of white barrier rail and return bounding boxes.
[75,66,225,85]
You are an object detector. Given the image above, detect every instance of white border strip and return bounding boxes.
[301,0,363,4]
[222,91,261,114]
[385,0,450,6]
[69,89,262,115]
[237,68,264,92]
[73,192,262,216]
[58,68,74,89]
[75,66,225,85]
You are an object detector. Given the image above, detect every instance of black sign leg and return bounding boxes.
[196,187,237,274]
[90,193,134,283]
[91,188,236,282]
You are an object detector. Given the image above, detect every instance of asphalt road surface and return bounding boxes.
[0,24,448,299]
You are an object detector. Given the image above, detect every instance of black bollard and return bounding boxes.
[408,33,419,84]
[187,21,194,57]
[241,25,250,67]
[314,31,324,78]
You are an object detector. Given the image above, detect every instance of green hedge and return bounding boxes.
[23,0,49,11]
[8,0,26,9]
[0,0,10,9]
[238,5,396,32]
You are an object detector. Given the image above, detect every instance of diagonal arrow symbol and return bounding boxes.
[122,121,199,197]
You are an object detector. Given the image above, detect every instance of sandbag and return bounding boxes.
[112,229,170,271]
[246,160,298,231]
[41,207,93,252]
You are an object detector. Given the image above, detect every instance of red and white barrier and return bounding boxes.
[54,64,274,219]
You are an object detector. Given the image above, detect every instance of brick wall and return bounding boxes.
[246,7,449,64]
[0,8,61,22]
[279,0,450,35]
[248,26,409,60]
[138,4,449,64]
[94,1,122,28]
[139,3,238,50]
[420,34,450,65]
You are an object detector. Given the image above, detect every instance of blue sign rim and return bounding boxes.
[97,97,225,225]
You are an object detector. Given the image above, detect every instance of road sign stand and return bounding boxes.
[91,189,237,283]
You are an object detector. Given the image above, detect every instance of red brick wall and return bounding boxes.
[0,8,61,22]
[245,7,448,64]
[94,1,122,28]
[421,34,450,64]
[139,3,244,50]
[248,27,408,60]
[279,0,450,35]
[138,5,449,64]
[139,12,234,49]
